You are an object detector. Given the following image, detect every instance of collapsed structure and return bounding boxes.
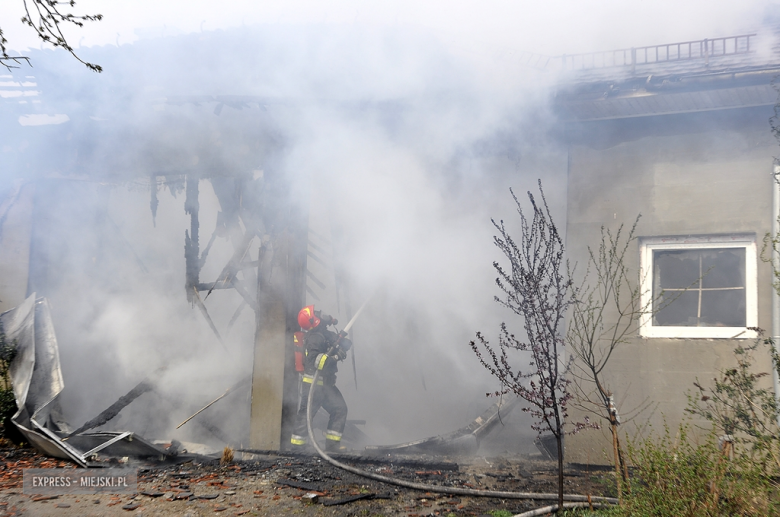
[0,27,530,460]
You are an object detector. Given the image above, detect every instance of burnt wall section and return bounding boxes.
[1,25,567,452]
[184,176,201,305]
[171,166,307,450]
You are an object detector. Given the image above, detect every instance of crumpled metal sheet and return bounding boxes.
[1,294,169,467]
[1,295,86,465]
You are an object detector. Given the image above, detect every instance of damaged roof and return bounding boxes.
[553,27,780,121]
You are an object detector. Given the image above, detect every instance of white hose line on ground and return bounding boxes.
[514,502,611,517]
[305,369,619,504]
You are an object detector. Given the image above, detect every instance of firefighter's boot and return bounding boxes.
[325,441,346,453]
[290,434,312,453]
[325,431,346,453]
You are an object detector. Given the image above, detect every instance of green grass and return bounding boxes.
[488,511,514,517]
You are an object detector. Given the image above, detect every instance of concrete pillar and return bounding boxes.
[248,209,308,449]
[249,237,289,450]
[0,183,34,314]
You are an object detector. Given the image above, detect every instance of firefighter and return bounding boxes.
[290,305,352,452]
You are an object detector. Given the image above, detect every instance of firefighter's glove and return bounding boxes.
[337,336,352,352]
[335,348,348,361]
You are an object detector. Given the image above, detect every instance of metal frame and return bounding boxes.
[554,34,755,72]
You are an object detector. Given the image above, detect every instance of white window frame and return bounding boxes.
[639,234,757,339]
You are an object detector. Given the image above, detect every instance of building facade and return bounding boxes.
[557,31,780,463]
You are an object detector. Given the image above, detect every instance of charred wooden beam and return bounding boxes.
[191,287,226,348]
[64,372,163,439]
[204,233,255,300]
[227,301,247,331]
[229,276,261,312]
[184,175,200,304]
[196,282,228,291]
[150,174,159,227]
[305,285,320,301]
[199,225,219,269]
[176,376,251,429]
[306,269,326,290]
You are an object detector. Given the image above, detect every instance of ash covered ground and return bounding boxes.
[0,445,613,516]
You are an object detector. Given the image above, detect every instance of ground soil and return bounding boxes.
[0,446,613,517]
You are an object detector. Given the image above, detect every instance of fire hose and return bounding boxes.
[305,365,619,505]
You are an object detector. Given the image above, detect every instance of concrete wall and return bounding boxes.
[564,107,778,464]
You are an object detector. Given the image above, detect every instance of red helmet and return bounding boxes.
[298,305,321,330]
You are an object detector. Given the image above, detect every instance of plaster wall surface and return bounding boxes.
[564,108,778,464]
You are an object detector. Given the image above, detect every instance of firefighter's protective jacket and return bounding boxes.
[302,324,351,386]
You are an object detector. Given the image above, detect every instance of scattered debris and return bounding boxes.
[535,434,560,461]
[0,295,195,467]
[301,492,319,503]
[365,398,519,455]
[177,375,250,430]
[0,444,616,516]
[31,495,58,502]
[276,479,324,491]
[239,448,459,472]
[1,296,86,465]
[322,493,374,506]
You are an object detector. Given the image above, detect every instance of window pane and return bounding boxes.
[701,249,745,289]
[654,250,700,289]
[700,289,746,327]
[654,291,699,326]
